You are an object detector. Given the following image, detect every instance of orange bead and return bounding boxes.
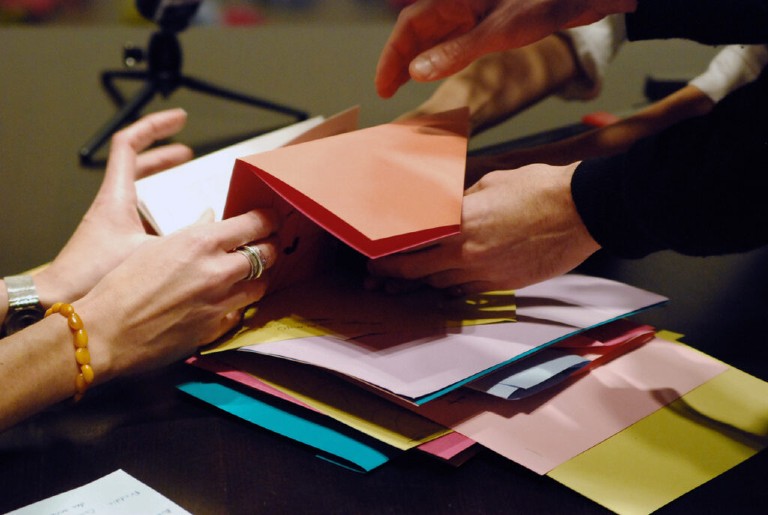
[75,347,90,366]
[67,312,83,331]
[73,328,88,348]
[80,364,95,384]
[49,302,94,401]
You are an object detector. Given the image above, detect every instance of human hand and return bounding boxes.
[76,208,279,382]
[36,108,193,306]
[375,0,636,98]
[367,162,600,294]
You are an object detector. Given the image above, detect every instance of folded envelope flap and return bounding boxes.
[228,108,469,257]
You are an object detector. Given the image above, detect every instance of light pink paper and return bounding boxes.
[238,274,667,401]
[413,337,727,474]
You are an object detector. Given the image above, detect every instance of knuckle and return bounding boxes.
[182,229,218,253]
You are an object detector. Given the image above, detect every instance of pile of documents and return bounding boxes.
[137,109,768,514]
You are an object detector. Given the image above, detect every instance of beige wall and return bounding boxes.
[0,24,718,275]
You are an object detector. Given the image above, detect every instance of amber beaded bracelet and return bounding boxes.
[45,302,94,401]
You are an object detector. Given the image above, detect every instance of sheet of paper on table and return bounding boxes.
[549,333,768,513]
[136,107,360,235]
[187,319,656,463]
[7,469,190,515]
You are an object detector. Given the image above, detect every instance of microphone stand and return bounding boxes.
[79,27,309,166]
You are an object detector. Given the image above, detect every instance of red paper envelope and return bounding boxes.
[223,108,469,290]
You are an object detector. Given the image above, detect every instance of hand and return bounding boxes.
[394,36,581,135]
[77,208,280,382]
[367,162,600,294]
[36,108,194,306]
[375,0,636,98]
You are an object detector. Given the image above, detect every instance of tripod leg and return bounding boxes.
[181,75,309,121]
[79,81,158,166]
[101,70,151,107]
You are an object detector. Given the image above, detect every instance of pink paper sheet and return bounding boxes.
[414,336,728,474]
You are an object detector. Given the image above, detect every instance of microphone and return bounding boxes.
[135,0,203,32]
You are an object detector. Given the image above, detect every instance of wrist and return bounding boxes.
[72,294,120,385]
[566,168,602,258]
[34,262,85,309]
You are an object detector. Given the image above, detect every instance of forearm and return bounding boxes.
[572,69,768,258]
[0,316,79,431]
[502,84,714,167]
[0,281,7,326]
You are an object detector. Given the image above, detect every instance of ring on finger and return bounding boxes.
[235,244,267,281]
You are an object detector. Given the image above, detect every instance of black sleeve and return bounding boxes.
[571,67,768,259]
[626,0,768,44]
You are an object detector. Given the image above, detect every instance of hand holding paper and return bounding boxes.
[223,108,469,291]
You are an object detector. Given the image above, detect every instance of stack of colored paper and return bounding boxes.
[138,110,768,514]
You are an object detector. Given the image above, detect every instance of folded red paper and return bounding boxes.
[223,107,469,290]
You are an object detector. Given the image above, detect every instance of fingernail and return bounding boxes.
[411,55,435,80]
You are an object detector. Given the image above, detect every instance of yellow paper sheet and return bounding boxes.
[548,366,768,514]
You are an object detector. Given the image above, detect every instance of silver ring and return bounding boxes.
[235,244,267,281]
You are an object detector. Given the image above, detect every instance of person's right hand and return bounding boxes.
[375,0,637,98]
[76,208,280,383]
[367,161,600,295]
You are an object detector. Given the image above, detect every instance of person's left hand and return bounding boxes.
[367,162,600,294]
[36,108,194,305]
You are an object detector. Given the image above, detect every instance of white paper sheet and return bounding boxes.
[8,469,190,515]
[136,116,325,235]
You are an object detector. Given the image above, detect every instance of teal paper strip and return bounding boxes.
[178,381,391,472]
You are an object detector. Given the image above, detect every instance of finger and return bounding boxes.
[192,209,280,253]
[203,308,249,345]
[115,108,189,154]
[220,277,270,317]
[375,29,422,98]
[220,310,244,334]
[230,238,279,282]
[99,109,189,199]
[375,0,457,97]
[135,143,194,180]
[409,26,493,83]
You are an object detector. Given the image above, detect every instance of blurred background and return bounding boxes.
[0,0,407,25]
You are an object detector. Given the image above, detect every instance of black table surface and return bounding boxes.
[2,246,767,514]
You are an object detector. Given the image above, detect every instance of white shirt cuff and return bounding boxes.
[557,14,627,100]
[688,45,768,103]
